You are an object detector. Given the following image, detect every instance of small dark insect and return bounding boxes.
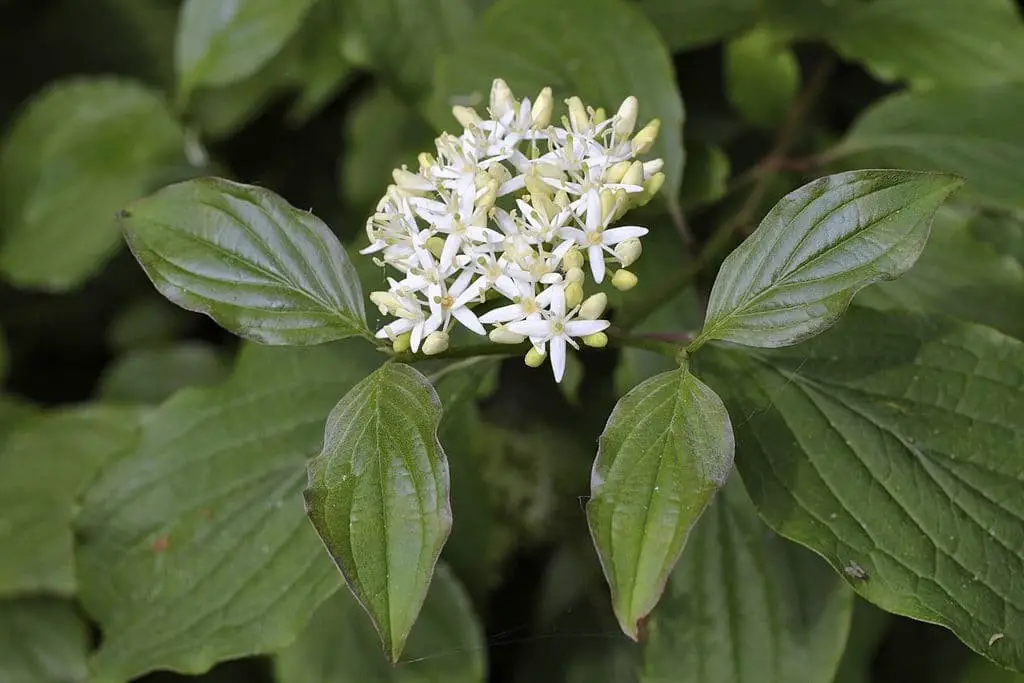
[843,562,869,581]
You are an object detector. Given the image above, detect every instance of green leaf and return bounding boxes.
[0,78,186,291]
[174,0,317,98]
[972,211,1024,268]
[642,479,853,683]
[724,27,800,128]
[76,342,380,681]
[121,177,368,345]
[347,0,487,98]
[833,601,891,683]
[429,0,686,201]
[0,407,139,597]
[696,170,963,349]
[0,597,89,683]
[680,140,731,210]
[274,562,485,682]
[304,362,451,662]
[341,86,436,213]
[833,84,1024,213]
[822,0,1024,89]
[696,307,1024,672]
[587,366,734,639]
[636,0,757,51]
[856,205,1024,340]
[98,342,231,404]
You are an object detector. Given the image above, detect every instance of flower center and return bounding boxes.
[552,320,565,335]
[587,231,603,245]
[441,294,455,309]
[522,298,539,315]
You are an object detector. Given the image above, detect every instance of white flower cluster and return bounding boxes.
[363,78,664,382]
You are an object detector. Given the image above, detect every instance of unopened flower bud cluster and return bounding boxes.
[363,78,663,382]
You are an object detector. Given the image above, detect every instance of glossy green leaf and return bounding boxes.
[823,0,1024,89]
[642,479,853,683]
[429,0,686,200]
[0,597,89,683]
[697,170,963,349]
[637,0,757,51]
[121,177,368,345]
[275,563,485,682]
[0,78,186,291]
[347,0,486,98]
[857,205,1024,340]
[697,308,1024,671]
[0,407,139,597]
[98,342,231,404]
[174,0,317,98]
[587,366,734,639]
[834,84,1024,212]
[724,27,800,128]
[305,362,451,662]
[341,86,436,212]
[76,342,380,681]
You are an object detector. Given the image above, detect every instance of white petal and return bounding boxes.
[565,319,610,337]
[588,244,606,283]
[585,190,601,231]
[452,306,486,335]
[557,227,586,243]
[480,304,525,324]
[550,336,567,382]
[450,268,474,297]
[498,175,526,196]
[601,226,648,244]
[454,277,487,307]
[441,233,461,269]
[494,275,520,300]
[424,311,443,337]
[410,322,424,352]
[508,319,552,337]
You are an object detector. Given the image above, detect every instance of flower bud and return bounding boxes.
[490,78,515,118]
[487,162,512,185]
[525,346,546,368]
[531,87,553,128]
[426,235,445,259]
[604,160,632,184]
[525,174,553,196]
[392,332,411,353]
[632,119,661,155]
[565,266,585,284]
[370,291,399,314]
[621,160,645,188]
[563,248,584,271]
[600,188,618,223]
[582,332,608,348]
[417,152,436,172]
[422,331,450,356]
[579,292,607,320]
[612,269,639,291]
[614,96,638,138]
[393,168,432,192]
[615,238,643,267]
[565,282,584,309]
[489,326,525,344]
[592,107,607,125]
[452,105,481,128]
[554,190,571,210]
[643,158,664,177]
[566,96,589,132]
[636,171,666,206]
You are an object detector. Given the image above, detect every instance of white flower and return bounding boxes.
[364,78,663,381]
[506,290,610,382]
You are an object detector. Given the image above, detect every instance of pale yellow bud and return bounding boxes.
[643,158,664,177]
[426,236,445,259]
[566,96,589,131]
[531,87,553,128]
[614,96,638,138]
[370,291,399,314]
[490,78,516,117]
[534,162,563,179]
[488,162,512,185]
[632,119,661,155]
[417,152,436,172]
[612,269,639,291]
[531,193,558,221]
[565,282,584,309]
[592,107,607,125]
[452,105,481,128]
[393,168,431,192]
[525,174,553,196]
[563,249,585,271]
[525,346,546,368]
[565,266,585,284]
[392,332,411,353]
[621,160,645,188]
[476,175,499,209]
[554,190,571,210]
[489,326,526,345]
[636,171,666,206]
[422,331,450,356]
[582,332,608,348]
[613,189,630,220]
[579,292,608,320]
[600,189,618,223]
[604,160,632,184]
[615,238,643,267]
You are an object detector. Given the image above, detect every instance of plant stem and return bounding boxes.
[617,56,837,332]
